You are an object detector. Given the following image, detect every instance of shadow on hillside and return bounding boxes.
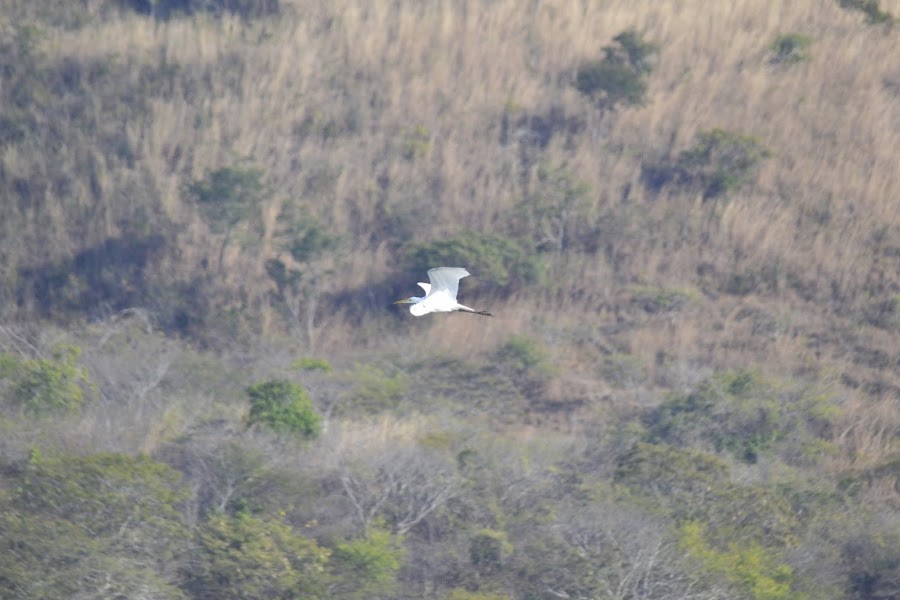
[17,234,167,321]
[119,0,280,20]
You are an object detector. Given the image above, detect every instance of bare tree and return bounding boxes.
[337,444,460,536]
[529,500,729,600]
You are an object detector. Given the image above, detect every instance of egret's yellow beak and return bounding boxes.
[393,298,413,305]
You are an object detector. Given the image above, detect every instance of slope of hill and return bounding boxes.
[0,1,898,599]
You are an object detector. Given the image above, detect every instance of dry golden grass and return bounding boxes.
[833,392,900,470]
[6,1,898,415]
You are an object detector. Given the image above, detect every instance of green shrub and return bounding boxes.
[628,284,696,313]
[599,353,647,387]
[273,197,338,264]
[491,336,559,404]
[0,25,46,147]
[680,521,804,600]
[186,164,269,271]
[574,29,658,111]
[614,442,730,498]
[3,344,95,416]
[400,124,431,160]
[645,370,780,463]
[863,294,900,331]
[495,336,553,375]
[513,162,593,253]
[677,129,771,199]
[1,451,190,598]
[187,164,268,235]
[469,529,511,575]
[837,0,895,25]
[769,33,814,65]
[292,357,333,372]
[246,380,321,438]
[267,198,339,342]
[576,60,648,109]
[330,527,405,600]
[341,364,408,415]
[643,369,837,464]
[645,129,771,200]
[189,512,329,600]
[403,231,542,293]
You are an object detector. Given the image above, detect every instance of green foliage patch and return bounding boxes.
[574,29,658,111]
[403,231,543,294]
[293,357,333,372]
[1,344,95,416]
[330,527,405,600]
[644,369,838,464]
[644,128,771,200]
[340,364,409,415]
[188,512,329,600]
[628,283,697,313]
[837,0,896,24]
[246,380,321,438]
[769,33,814,65]
[405,356,526,418]
[469,529,512,575]
[187,164,268,270]
[0,451,190,598]
[680,521,804,600]
[511,162,595,254]
[615,442,730,499]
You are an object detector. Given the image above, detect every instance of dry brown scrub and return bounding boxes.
[12,2,899,393]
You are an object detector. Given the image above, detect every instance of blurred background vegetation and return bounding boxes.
[0,0,898,598]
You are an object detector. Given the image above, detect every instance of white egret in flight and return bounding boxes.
[394,267,493,316]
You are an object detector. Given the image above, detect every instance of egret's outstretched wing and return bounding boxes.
[426,267,470,300]
[417,282,431,295]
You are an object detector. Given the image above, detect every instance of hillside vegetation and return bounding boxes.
[1,1,898,599]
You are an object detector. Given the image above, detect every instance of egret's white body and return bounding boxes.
[394,267,492,317]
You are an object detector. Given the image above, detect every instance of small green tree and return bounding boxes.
[189,512,330,600]
[340,364,408,415]
[769,33,814,65]
[246,380,321,438]
[3,344,95,416]
[614,442,730,506]
[575,29,658,112]
[186,164,269,273]
[403,231,542,294]
[678,129,771,199]
[513,162,593,254]
[0,451,190,598]
[495,336,556,377]
[644,128,772,200]
[492,335,558,403]
[837,0,895,25]
[469,529,512,576]
[680,521,804,600]
[293,357,333,372]
[329,526,405,600]
[643,369,837,465]
[267,197,339,349]
[401,124,431,160]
